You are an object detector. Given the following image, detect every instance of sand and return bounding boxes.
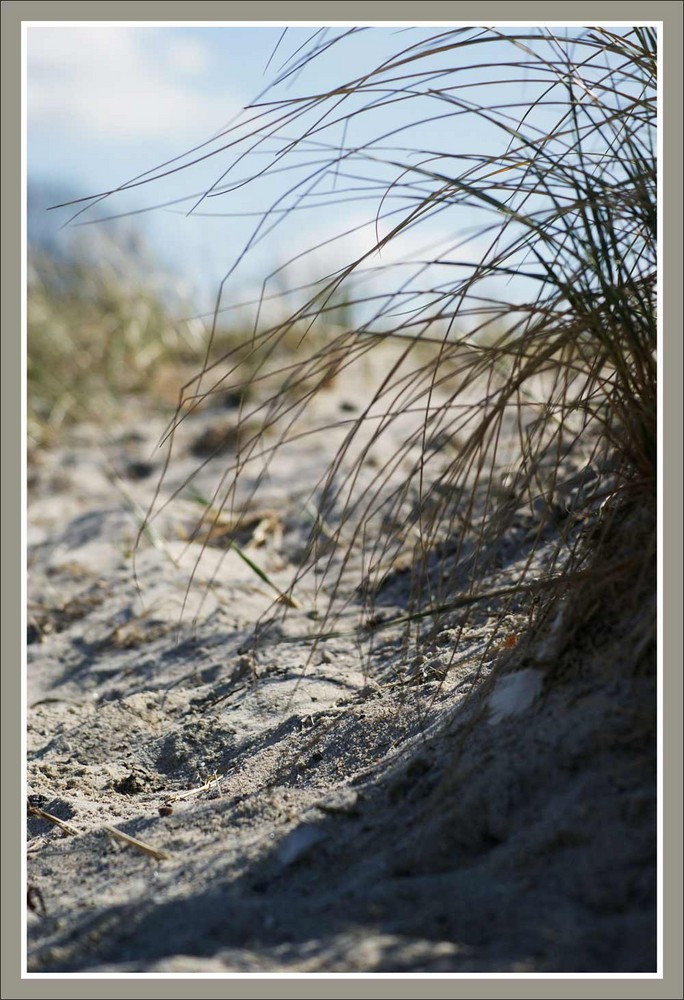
[26,371,656,974]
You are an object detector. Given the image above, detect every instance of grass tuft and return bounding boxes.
[74,26,658,682]
[27,229,202,449]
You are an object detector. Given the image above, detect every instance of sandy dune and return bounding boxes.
[26,373,656,974]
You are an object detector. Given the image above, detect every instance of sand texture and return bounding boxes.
[26,377,656,974]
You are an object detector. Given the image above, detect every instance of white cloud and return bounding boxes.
[165,37,209,78]
[27,26,240,143]
[267,205,483,290]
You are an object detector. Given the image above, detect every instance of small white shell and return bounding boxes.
[487,668,544,725]
[276,823,327,867]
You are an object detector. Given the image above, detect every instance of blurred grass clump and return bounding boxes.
[27,225,206,450]
[27,221,353,455]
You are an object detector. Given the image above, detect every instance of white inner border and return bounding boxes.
[20,17,664,982]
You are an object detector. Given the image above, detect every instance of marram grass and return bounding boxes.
[65,26,658,679]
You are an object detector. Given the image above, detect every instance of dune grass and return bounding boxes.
[55,25,657,679]
[27,231,198,449]
[27,225,353,454]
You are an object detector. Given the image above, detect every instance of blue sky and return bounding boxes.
[26,23,644,324]
[27,25,311,307]
[26,26,527,305]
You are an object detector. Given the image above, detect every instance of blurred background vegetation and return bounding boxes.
[28,182,198,451]
[27,181,358,454]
